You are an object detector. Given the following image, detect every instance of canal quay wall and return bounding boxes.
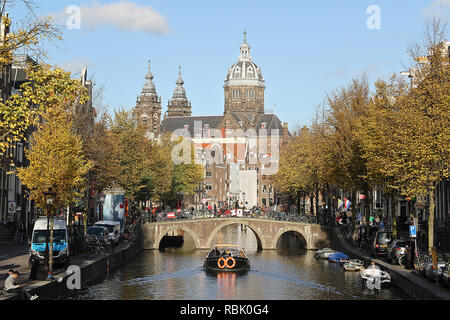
[332,228,450,300]
[1,231,144,300]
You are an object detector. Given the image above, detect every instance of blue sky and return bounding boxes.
[9,0,450,130]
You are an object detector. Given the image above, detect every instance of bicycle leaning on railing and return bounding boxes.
[86,236,112,254]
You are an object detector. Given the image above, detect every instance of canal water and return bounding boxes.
[76,225,410,300]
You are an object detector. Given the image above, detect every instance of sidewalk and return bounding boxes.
[0,242,86,291]
[0,236,142,300]
[334,228,450,300]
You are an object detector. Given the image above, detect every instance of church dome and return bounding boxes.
[224,31,265,87]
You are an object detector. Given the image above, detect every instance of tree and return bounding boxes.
[0,1,61,156]
[322,77,373,223]
[1,64,87,156]
[360,18,449,250]
[16,102,93,212]
[108,109,149,200]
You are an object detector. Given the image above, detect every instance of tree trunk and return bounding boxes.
[364,189,372,235]
[302,193,306,215]
[350,192,356,227]
[428,189,435,254]
[44,214,50,269]
[315,184,320,216]
[49,214,54,276]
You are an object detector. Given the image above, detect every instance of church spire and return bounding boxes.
[142,59,157,97]
[176,66,184,86]
[240,30,251,60]
[172,65,187,99]
[167,66,191,117]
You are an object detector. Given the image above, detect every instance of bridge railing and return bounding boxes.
[143,209,335,227]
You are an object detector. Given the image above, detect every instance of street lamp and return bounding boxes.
[43,187,56,280]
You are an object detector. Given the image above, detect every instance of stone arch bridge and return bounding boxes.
[142,218,332,250]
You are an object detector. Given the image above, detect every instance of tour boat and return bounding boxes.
[314,248,338,260]
[203,244,250,272]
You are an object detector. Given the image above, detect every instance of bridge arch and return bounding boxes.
[205,220,265,250]
[155,225,201,249]
[271,226,309,250]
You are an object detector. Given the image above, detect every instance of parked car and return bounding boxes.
[424,256,447,281]
[95,221,121,246]
[386,239,410,266]
[442,261,450,286]
[370,231,392,257]
[87,226,111,245]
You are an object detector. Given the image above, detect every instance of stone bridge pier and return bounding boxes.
[142,218,332,250]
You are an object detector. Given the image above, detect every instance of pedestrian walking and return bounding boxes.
[379,217,385,231]
[4,271,38,300]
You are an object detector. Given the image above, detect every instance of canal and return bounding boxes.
[76,224,410,300]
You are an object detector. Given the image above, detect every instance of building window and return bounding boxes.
[206,185,212,190]
[206,171,212,178]
[204,124,210,137]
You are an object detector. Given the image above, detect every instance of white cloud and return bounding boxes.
[50,1,170,34]
[61,58,94,75]
[424,0,450,17]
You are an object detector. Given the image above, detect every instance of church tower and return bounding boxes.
[134,60,162,139]
[223,31,265,124]
[166,66,192,117]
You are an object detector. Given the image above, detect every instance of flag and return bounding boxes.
[338,199,343,209]
[167,212,176,219]
[344,199,351,211]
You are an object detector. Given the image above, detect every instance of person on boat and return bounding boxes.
[212,247,220,257]
[221,249,231,257]
[364,261,382,277]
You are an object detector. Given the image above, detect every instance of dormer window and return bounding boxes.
[247,67,254,77]
[233,66,241,78]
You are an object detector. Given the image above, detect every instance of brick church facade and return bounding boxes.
[134,32,290,209]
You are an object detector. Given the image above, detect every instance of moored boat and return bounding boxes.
[343,259,365,271]
[360,264,391,289]
[203,244,250,272]
[328,252,350,264]
[314,248,338,260]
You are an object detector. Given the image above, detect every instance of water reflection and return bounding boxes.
[77,224,409,300]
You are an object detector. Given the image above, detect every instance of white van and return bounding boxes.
[30,217,70,267]
[95,221,121,246]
